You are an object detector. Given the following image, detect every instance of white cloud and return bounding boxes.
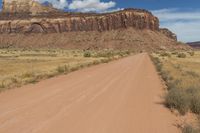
[163,21,200,42]
[68,0,116,12]
[152,8,200,42]
[35,0,68,9]
[35,0,116,12]
[152,8,200,22]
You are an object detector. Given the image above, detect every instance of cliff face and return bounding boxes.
[2,0,59,14]
[0,7,159,34]
[160,28,177,41]
[0,0,181,51]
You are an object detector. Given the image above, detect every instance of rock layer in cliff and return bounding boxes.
[160,28,177,41]
[2,0,59,15]
[0,8,159,34]
[0,28,189,51]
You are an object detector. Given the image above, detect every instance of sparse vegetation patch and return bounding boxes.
[152,51,200,114]
[152,51,200,132]
[0,49,133,92]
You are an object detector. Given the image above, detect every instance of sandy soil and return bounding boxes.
[0,53,180,133]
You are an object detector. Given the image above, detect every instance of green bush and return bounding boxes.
[187,87,200,114]
[188,51,195,56]
[177,53,187,58]
[26,77,38,84]
[151,57,163,72]
[125,50,130,55]
[96,51,114,58]
[22,72,35,78]
[171,52,178,55]
[100,58,110,63]
[160,52,171,57]
[70,66,80,72]
[167,79,181,90]
[165,88,190,114]
[182,125,197,133]
[92,60,101,65]
[0,81,5,89]
[84,51,91,57]
[56,65,69,74]
[160,71,171,82]
[190,95,200,114]
[186,71,199,78]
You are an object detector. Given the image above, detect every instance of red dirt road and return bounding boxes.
[0,53,180,133]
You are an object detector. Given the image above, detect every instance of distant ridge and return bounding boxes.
[187,41,200,49]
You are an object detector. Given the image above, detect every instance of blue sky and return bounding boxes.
[0,0,200,42]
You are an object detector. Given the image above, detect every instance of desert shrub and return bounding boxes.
[119,52,125,57]
[57,66,64,73]
[152,57,163,72]
[70,66,81,72]
[96,51,114,58]
[171,52,178,55]
[165,88,190,114]
[152,57,160,64]
[167,79,182,90]
[56,65,69,74]
[187,87,200,114]
[0,81,5,89]
[26,77,38,84]
[22,72,35,78]
[160,71,171,82]
[84,51,91,57]
[166,85,200,115]
[125,50,130,55]
[182,125,197,133]
[190,94,200,114]
[92,60,101,65]
[188,51,195,56]
[177,53,187,58]
[47,71,58,78]
[186,71,199,78]
[174,64,181,69]
[100,58,111,63]
[11,77,18,84]
[156,63,163,72]
[160,52,171,57]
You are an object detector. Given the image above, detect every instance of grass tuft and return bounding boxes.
[83,51,92,57]
[177,53,187,58]
[152,51,200,116]
[182,125,198,133]
[0,49,134,92]
[165,88,190,115]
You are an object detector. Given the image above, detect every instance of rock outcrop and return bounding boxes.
[160,28,177,41]
[2,0,59,15]
[0,0,160,34]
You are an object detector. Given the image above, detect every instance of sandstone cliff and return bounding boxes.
[160,28,177,41]
[2,0,59,14]
[0,8,159,34]
[0,0,184,51]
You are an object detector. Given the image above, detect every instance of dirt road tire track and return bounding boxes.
[0,53,180,133]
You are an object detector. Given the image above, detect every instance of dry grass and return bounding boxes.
[0,49,132,92]
[152,51,200,114]
[152,51,200,132]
